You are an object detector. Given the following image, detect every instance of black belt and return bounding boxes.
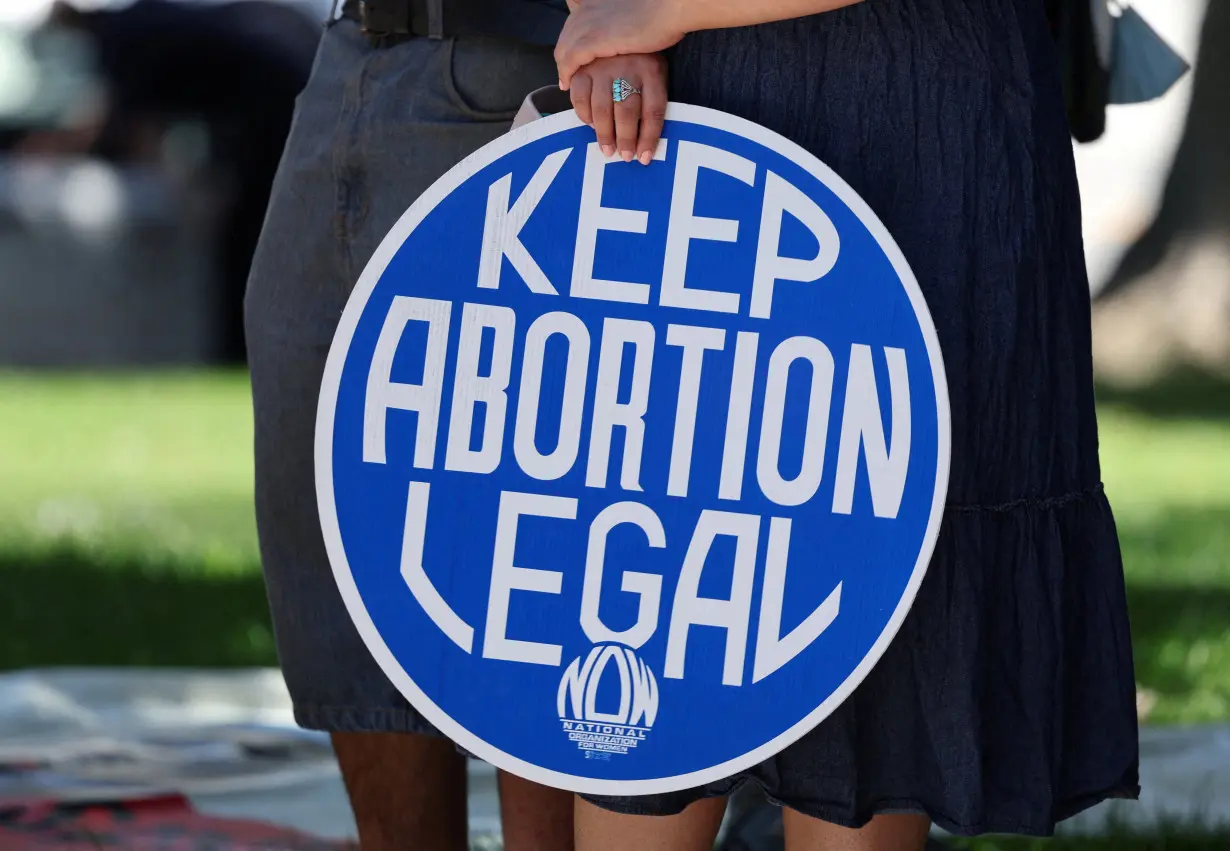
[340,0,565,46]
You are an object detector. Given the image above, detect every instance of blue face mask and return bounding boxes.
[1107,4,1191,105]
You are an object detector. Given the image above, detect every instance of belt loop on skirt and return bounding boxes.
[427,0,444,38]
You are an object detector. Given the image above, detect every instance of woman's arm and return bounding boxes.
[556,0,865,88]
[682,0,865,31]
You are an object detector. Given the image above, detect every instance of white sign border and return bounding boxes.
[315,103,952,795]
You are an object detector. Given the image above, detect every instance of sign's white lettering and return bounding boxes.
[368,165,910,678]
[364,300,910,513]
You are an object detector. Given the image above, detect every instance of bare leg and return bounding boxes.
[498,770,575,851]
[575,795,727,851]
[783,809,931,851]
[332,731,468,851]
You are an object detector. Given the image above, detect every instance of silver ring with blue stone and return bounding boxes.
[612,78,641,103]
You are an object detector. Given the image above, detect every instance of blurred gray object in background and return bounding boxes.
[0,156,219,366]
[0,0,322,366]
[0,23,98,130]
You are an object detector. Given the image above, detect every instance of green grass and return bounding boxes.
[0,370,1228,727]
[1095,376,1230,725]
[950,840,1228,850]
[0,370,272,667]
[945,821,1230,850]
[0,370,258,562]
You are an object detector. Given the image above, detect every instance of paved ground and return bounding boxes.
[2,668,1227,845]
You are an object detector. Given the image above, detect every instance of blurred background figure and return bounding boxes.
[46,0,322,363]
[1089,0,1230,384]
[1,0,324,364]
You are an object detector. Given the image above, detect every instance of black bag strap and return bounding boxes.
[1047,0,1111,143]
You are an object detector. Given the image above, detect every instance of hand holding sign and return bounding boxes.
[317,105,949,794]
[568,54,668,165]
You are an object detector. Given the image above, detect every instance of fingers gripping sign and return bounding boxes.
[612,77,642,162]
[589,64,617,158]
[634,69,668,166]
[570,54,668,165]
[569,71,595,126]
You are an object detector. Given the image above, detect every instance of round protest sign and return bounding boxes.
[316,104,950,795]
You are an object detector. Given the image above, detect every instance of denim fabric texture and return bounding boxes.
[246,0,1140,836]
[244,18,558,736]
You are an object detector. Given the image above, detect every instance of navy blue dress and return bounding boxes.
[583,0,1140,836]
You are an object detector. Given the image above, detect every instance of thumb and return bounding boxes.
[555,31,592,90]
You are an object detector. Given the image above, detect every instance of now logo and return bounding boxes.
[558,644,660,728]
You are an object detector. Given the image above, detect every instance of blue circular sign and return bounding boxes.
[316,105,950,794]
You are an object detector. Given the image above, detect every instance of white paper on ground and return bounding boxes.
[0,668,504,843]
[1,669,1228,840]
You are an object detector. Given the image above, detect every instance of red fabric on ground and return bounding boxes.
[0,794,352,850]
